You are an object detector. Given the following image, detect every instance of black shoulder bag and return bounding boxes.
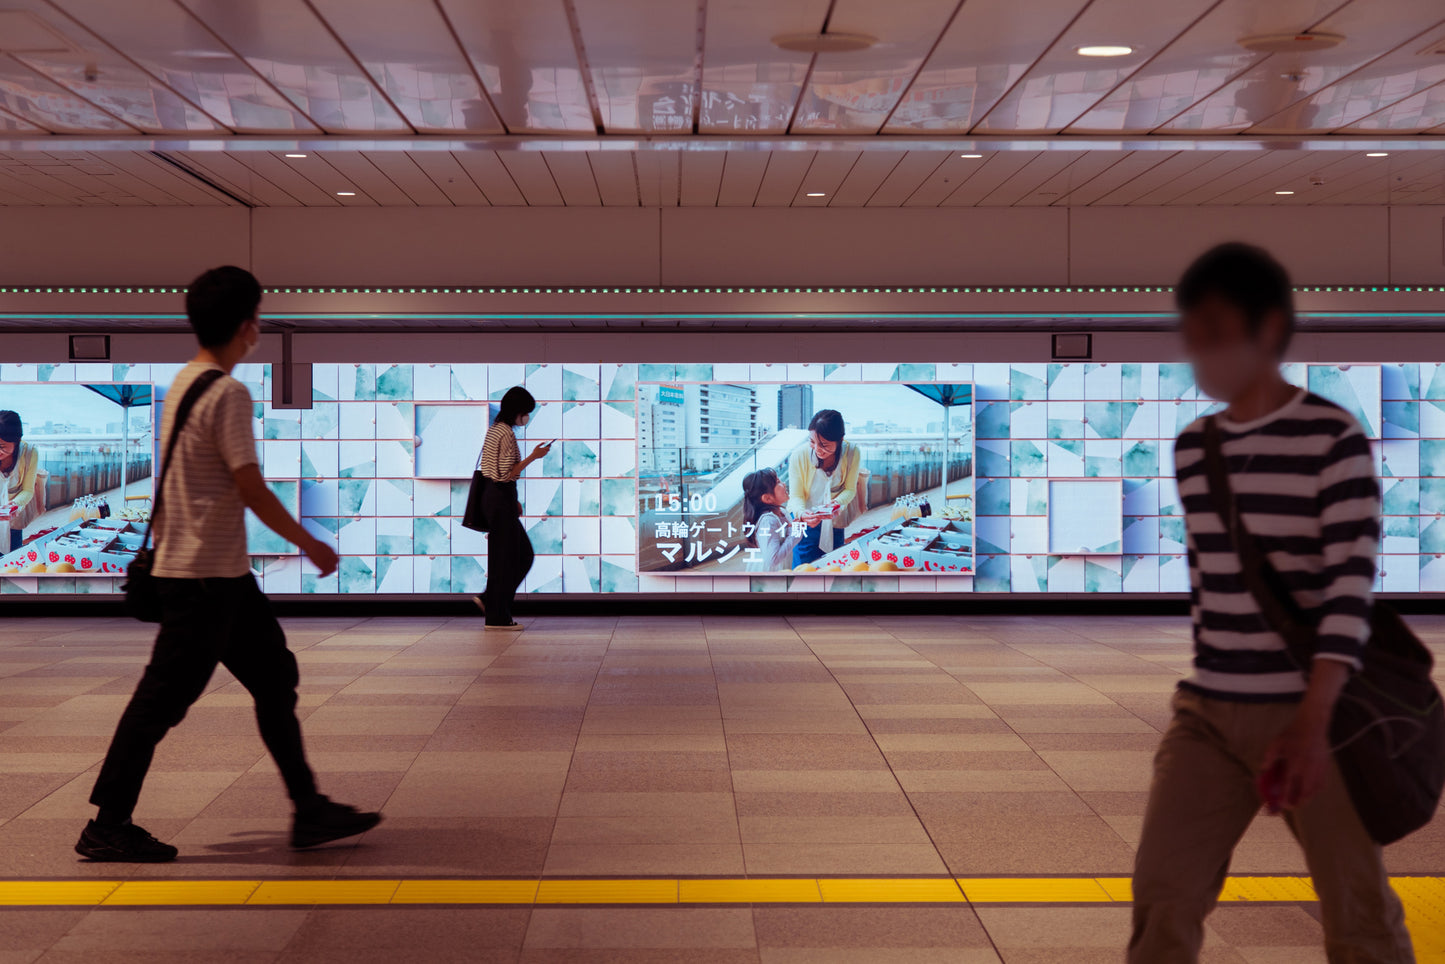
[122,369,225,622]
[460,468,490,533]
[1201,415,1445,844]
[461,431,498,533]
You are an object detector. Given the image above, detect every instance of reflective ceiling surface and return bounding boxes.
[0,0,1443,137]
[1,0,1444,207]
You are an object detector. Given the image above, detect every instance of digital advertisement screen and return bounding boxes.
[636,381,974,575]
[0,383,154,576]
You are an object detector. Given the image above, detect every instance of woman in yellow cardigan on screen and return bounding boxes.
[786,409,860,567]
[0,411,39,552]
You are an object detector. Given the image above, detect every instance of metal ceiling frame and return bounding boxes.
[3,134,1445,153]
[3,284,1445,321]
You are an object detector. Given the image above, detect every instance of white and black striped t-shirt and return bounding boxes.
[1175,389,1379,701]
[479,422,520,482]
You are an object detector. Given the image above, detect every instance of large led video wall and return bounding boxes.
[0,358,1423,595]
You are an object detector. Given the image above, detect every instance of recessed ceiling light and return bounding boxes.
[1275,190,1294,195]
[805,192,826,197]
[1076,44,1134,57]
[1366,151,1389,157]
[284,153,307,158]
[960,153,983,158]
[336,191,356,196]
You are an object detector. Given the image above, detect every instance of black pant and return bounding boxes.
[481,481,533,625]
[90,574,317,818]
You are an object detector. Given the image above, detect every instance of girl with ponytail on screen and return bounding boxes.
[741,468,801,572]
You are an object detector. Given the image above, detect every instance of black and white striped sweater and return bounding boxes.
[1174,389,1379,700]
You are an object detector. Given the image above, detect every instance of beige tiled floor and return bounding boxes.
[2,612,1444,962]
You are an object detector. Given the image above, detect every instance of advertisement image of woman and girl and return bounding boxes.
[741,409,860,572]
[0,410,39,553]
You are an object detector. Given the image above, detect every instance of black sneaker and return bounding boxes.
[75,819,178,863]
[484,621,524,631]
[291,796,382,849]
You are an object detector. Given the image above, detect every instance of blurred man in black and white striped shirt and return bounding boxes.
[1130,244,1414,963]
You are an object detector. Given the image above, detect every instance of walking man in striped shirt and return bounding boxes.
[77,267,382,862]
[1128,244,1414,962]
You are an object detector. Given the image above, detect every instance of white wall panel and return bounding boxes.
[1390,208,1445,285]
[2,204,1441,288]
[659,208,1070,286]
[251,207,661,286]
[0,207,250,285]
[1068,207,1391,285]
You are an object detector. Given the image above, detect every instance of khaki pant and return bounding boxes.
[1130,689,1414,964]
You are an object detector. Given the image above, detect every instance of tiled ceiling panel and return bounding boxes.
[570,0,700,133]
[434,0,596,132]
[1067,0,1345,133]
[698,0,827,133]
[2,0,220,132]
[884,0,1090,132]
[171,0,411,131]
[972,0,1219,133]
[304,0,502,133]
[1,148,1431,207]
[1159,0,1445,132]
[791,0,962,132]
[45,0,319,132]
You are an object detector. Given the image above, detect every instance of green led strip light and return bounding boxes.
[2,285,1445,296]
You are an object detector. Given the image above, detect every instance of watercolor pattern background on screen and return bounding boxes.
[0,360,1411,595]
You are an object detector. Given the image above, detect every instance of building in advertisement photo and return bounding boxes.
[685,383,759,471]
[638,384,685,474]
[777,383,814,432]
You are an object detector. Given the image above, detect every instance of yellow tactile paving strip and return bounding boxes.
[2,876,1443,955]
[0,874,1436,907]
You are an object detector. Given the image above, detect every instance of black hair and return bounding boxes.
[185,265,263,348]
[495,386,537,426]
[1176,242,1295,353]
[0,410,20,445]
[741,468,783,548]
[808,409,846,469]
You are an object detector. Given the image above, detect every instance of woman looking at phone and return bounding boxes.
[474,387,550,630]
[786,409,860,567]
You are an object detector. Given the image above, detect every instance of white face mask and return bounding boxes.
[1189,342,1269,403]
[239,321,259,360]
